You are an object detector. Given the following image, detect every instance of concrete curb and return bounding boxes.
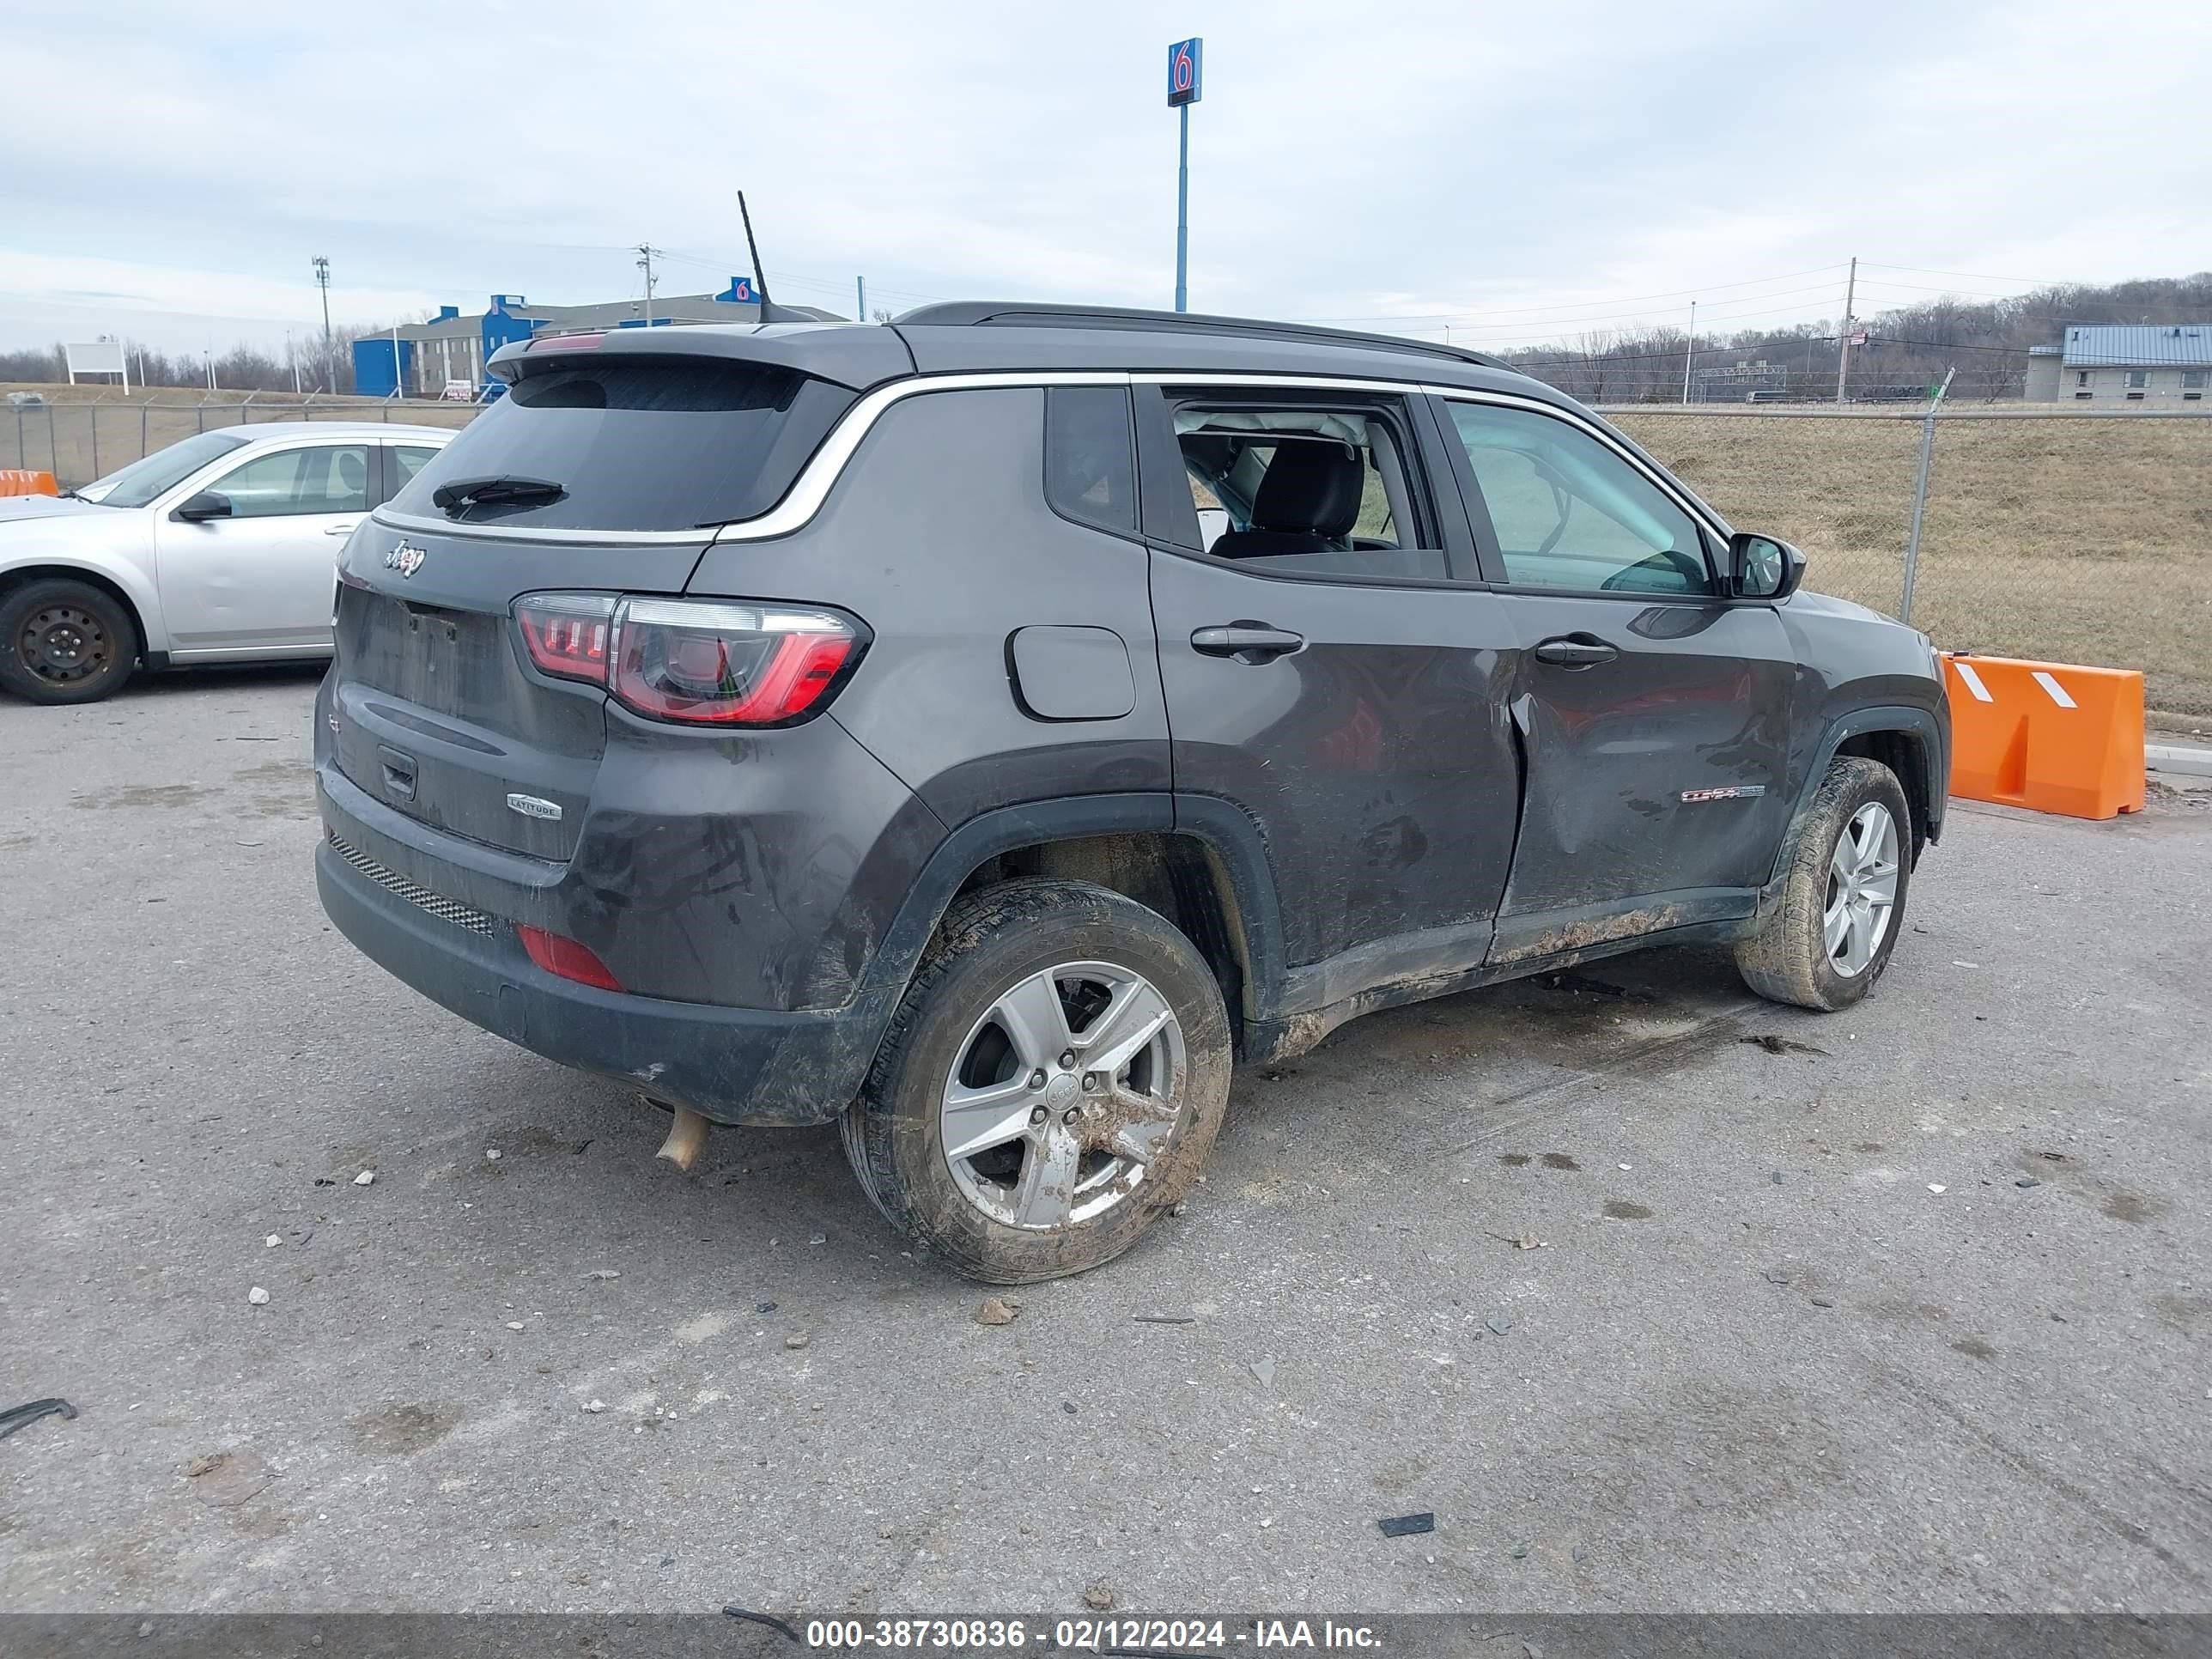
[2148,744,2212,779]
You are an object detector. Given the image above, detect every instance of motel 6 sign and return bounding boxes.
[1168,37,1202,106]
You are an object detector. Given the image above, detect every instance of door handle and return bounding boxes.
[325,523,359,536]
[1533,635,1619,668]
[1191,623,1305,663]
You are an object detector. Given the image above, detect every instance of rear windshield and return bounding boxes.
[388,358,856,532]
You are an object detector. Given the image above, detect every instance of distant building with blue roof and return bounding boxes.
[2027,324,2211,404]
[351,283,842,398]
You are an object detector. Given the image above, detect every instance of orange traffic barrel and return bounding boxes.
[1943,653,2145,820]
[0,469,59,497]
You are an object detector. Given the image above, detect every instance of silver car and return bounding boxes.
[0,421,454,703]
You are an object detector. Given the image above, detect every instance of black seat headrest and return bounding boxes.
[1249,439,1364,539]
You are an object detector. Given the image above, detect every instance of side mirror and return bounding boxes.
[1729,532,1805,600]
[173,491,233,523]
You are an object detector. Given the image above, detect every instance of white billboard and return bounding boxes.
[64,340,129,389]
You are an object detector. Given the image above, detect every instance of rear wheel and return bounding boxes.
[0,578,137,705]
[841,878,1231,1283]
[1735,757,1911,1011]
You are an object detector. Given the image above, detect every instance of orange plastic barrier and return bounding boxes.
[1942,652,2144,820]
[0,469,59,497]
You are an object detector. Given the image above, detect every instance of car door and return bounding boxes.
[1138,381,1522,988]
[155,440,372,653]
[1432,392,1796,965]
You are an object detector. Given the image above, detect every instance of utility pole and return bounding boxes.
[1681,300,1697,404]
[856,275,866,323]
[635,245,660,325]
[1834,255,1857,405]
[313,256,332,392]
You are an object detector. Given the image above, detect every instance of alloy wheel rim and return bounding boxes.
[939,959,1187,1231]
[1823,801,1900,978]
[20,604,110,685]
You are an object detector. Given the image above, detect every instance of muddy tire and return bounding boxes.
[1735,757,1912,1012]
[840,878,1231,1284]
[0,577,137,705]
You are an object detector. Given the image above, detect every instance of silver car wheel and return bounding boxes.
[1823,801,1900,978]
[939,959,1187,1231]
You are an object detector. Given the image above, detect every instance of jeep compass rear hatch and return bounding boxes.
[331,345,861,859]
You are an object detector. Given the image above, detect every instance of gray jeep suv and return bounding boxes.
[315,303,1949,1282]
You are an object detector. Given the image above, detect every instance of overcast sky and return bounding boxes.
[3,0,2208,357]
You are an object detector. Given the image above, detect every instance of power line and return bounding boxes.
[1420,295,1863,339]
[1861,260,2077,287]
[1284,263,1849,325]
[1854,277,2039,300]
[1866,337,2037,355]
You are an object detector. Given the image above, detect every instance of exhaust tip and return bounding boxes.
[651,1100,710,1173]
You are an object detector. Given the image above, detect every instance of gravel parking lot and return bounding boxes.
[3,667,2208,1619]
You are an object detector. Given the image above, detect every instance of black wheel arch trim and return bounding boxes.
[854,789,1291,1024]
[1764,703,1948,898]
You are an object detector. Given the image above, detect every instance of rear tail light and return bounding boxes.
[515,593,616,681]
[515,924,623,991]
[613,600,860,726]
[510,593,865,727]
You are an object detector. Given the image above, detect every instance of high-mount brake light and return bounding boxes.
[526,331,605,352]
[510,595,865,726]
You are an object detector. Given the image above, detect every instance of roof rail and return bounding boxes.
[891,301,1515,374]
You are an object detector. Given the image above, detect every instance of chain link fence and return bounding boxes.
[1608,406,2212,721]
[9,392,2207,720]
[3,393,480,490]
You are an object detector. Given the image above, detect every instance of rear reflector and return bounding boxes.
[511,592,865,726]
[515,924,623,991]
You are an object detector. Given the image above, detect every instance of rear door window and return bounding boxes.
[391,445,441,487]
[1159,395,1448,581]
[387,358,856,532]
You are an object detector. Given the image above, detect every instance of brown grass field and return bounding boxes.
[6,386,2207,717]
[1613,410,2212,720]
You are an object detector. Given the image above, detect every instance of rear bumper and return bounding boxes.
[315,830,880,1127]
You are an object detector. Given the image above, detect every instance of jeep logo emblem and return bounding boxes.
[384,542,427,578]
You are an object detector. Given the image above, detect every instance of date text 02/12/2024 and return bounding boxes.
[796,1618,1382,1650]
